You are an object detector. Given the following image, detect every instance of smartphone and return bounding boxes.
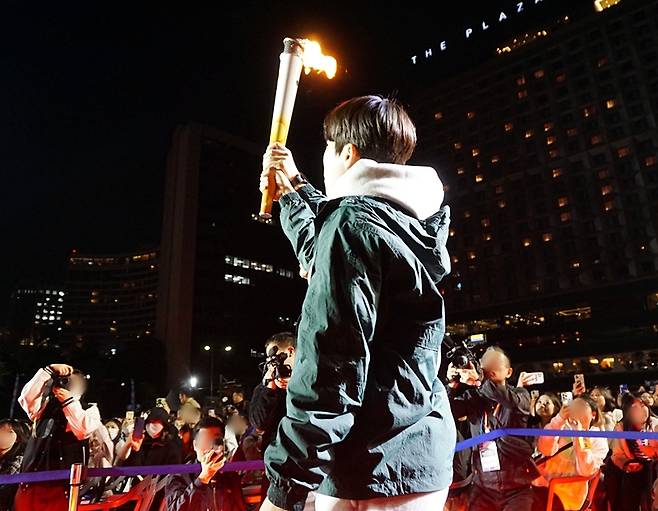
[133,417,145,440]
[524,372,545,385]
[125,410,135,421]
[531,390,540,399]
[619,383,629,396]
[560,391,573,404]
[574,373,586,390]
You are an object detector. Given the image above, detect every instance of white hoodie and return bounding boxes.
[326,158,444,220]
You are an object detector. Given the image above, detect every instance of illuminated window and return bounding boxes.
[464,210,471,219]
[449,228,455,237]
[471,147,480,157]
[558,196,569,207]
[582,106,594,118]
[543,122,554,132]
[456,166,465,175]
[601,184,613,195]
[548,149,559,159]
[522,238,532,247]
[504,122,514,132]
[560,212,571,222]
[454,142,462,150]
[552,168,563,178]
[534,69,545,79]
[604,200,615,211]
[467,111,476,119]
[542,233,553,242]
[483,233,493,241]
[467,251,476,260]
[555,73,566,83]
[434,111,443,120]
[605,99,616,109]
[491,155,500,164]
[546,135,556,145]
[617,146,631,158]
[517,90,528,99]
[645,156,657,167]
[481,218,490,227]
[571,261,581,269]
[524,129,534,139]
[591,134,603,145]
[475,174,484,183]
[516,75,526,86]
[497,200,507,208]
[452,256,459,263]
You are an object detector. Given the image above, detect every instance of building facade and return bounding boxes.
[412,0,658,386]
[7,285,65,346]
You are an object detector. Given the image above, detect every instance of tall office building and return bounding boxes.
[411,0,658,385]
[7,285,65,346]
[62,249,159,346]
[156,123,306,386]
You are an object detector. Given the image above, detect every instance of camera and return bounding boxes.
[53,375,72,390]
[262,345,292,381]
[445,333,487,374]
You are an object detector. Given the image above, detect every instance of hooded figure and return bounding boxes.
[259,95,455,511]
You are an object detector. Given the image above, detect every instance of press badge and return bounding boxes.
[479,441,501,472]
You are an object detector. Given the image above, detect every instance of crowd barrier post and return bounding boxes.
[68,462,85,511]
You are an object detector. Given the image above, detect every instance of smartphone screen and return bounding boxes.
[133,417,145,440]
[125,411,135,421]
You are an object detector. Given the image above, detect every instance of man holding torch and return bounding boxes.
[258,95,455,511]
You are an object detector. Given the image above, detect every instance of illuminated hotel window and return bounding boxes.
[543,122,554,132]
[224,274,252,286]
[449,228,455,237]
[454,142,462,150]
[484,233,493,241]
[497,200,507,208]
[452,256,459,263]
[546,135,556,145]
[491,155,500,164]
[481,218,490,227]
[467,251,476,260]
[524,129,534,139]
[495,185,504,194]
[604,200,615,211]
[601,184,613,195]
[567,128,578,137]
[549,149,559,159]
[552,168,563,178]
[434,111,443,120]
[605,99,616,109]
[471,147,480,157]
[516,75,526,86]
[571,261,581,269]
[517,90,528,99]
[555,73,566,83]
[534,69,545,79]
[522,238,532,247]
[617,147,631,158]
[582,106,594,118]
[645,156,657,167]
[467,111,476,119]
[475,174,484,183]
[504,122,514,132]
[542,233,553,242]
[560,212,571,222]
[591,134,603,145]
[558,197,569,207]
[464,210,471,219]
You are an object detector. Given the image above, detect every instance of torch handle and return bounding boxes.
[259,169,278,218]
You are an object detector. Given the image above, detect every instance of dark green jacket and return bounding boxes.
[265,183,455,510]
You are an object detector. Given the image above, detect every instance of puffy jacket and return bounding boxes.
[264,159,456,510]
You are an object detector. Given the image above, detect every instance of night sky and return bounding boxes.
[0,0,582,320]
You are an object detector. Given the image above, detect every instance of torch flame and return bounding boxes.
[299,39,337,79]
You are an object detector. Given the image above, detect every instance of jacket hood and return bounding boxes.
[326,158,444,220]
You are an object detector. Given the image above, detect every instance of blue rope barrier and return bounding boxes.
[2,428,657,485]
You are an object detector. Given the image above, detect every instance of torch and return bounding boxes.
[259,38,337,218]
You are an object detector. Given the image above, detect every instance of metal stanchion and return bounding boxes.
[68,463,84,511]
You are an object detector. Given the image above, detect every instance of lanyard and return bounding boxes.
[483,404,501,433]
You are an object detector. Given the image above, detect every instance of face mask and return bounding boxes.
[107,426,119,441]
[146,423,164,438]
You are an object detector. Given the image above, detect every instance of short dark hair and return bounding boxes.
[193,415,225,438]
[265,331,296,350]
[323,95,416,164]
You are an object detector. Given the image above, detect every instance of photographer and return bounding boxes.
[165,416,245,511]
[15,364,101,511]
[249,332,296,503]
[448,346,536,511]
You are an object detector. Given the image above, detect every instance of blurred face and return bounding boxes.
[228,414,249,437]
[105,422,120,441]
[69,374,87,398]
[232,392,244,404]
[627,399,650,428]
[323,141,359,196]
[570,398,596,429]
[0,423,17,452]
[480,350,512,385]
[193,426,223,460]
[535,395,556,419]
[640,392,654,408]
[590,388,606,410]
[145,420,164,438]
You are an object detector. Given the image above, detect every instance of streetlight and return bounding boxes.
[189,376,198,389]
[204,345,215,396]
[204,345,211,351]
[224,345,232,352]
